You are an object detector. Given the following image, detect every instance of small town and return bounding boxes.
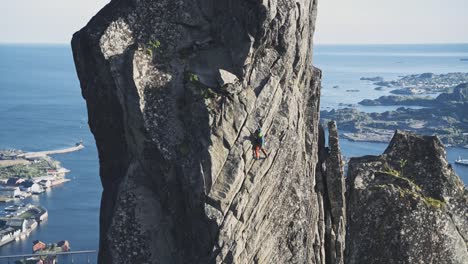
[0,167,70,203]
[0,203,48,247]
[0,143,83,263]
[0,142,83,202]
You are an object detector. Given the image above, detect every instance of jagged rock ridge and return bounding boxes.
[71,0,348,263]
[316,121,346,264]
[346,131,468,264]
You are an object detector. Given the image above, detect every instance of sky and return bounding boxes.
[1,0,110,44]
[315,0,468,44]
[0,0,467,44]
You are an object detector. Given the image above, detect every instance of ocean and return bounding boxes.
[0,44,100,262]
[0,43,467,261]
[314,43,468,183]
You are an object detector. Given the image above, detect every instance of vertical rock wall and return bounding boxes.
[316,122,346,264]
[71,2,468,263]
[72,0,336,263]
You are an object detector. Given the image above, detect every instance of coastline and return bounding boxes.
[0,44,102,257]
[17,143,84,160]
[0,205,48,247]
[342,131,468,149]
[0,143,82,249]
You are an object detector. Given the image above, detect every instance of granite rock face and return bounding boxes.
[72,1,468,263]
[72,0,327,263]
[316,122,346,264]
[346,131,468,264]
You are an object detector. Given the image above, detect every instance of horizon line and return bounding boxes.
[315,42,468,46]
[1,41,468,46]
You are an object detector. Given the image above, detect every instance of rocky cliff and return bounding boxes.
[71,0,345,263]
[346,131,468,264]
[71,1,468,263]
[316,122,346,264]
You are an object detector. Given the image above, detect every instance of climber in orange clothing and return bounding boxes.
[253,127,268,160]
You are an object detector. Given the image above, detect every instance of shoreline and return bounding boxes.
[0,144,79,248]
[341,134,468,149]
[0,205,48,247]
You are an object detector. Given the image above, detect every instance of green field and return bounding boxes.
[0,157,60,179]
[18,210,35,219]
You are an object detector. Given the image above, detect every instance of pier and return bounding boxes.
[17,143,84,159]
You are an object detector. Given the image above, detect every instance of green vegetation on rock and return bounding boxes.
[423,197,445,209]
[188,72,199,83]
[377,168,445,210]
[202,88,216,99]
[146,39,161,57]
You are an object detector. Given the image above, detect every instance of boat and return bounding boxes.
[455,156,468,166]
[4,205,20,212]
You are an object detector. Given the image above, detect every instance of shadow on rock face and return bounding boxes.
[73,0,323,263]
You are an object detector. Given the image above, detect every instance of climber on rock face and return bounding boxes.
[253,127,268,160]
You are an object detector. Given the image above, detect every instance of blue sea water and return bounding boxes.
[315,43,468,112]
[0,43,467,261]
[315,43,468,184]
[0,44,100,262]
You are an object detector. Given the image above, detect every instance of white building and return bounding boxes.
[0,187,21,198]
[20,181,43,194]
[47,168,70,178]
[0,227,20,243]
[6,218,27,232]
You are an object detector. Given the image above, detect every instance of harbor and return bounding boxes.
[0,143,82,203]
[0,143,84,251]
[0,204,48,247]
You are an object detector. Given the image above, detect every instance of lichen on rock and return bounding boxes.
[72,0,324,263]
[346,131,468,264]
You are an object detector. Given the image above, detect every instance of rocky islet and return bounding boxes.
[322,83,468,146]
[373,72,468,95]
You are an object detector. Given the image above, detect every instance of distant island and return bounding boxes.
[359,95,433,106]
[322,82,468,147]
[360,76,384,82]
[361,72,468,95]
